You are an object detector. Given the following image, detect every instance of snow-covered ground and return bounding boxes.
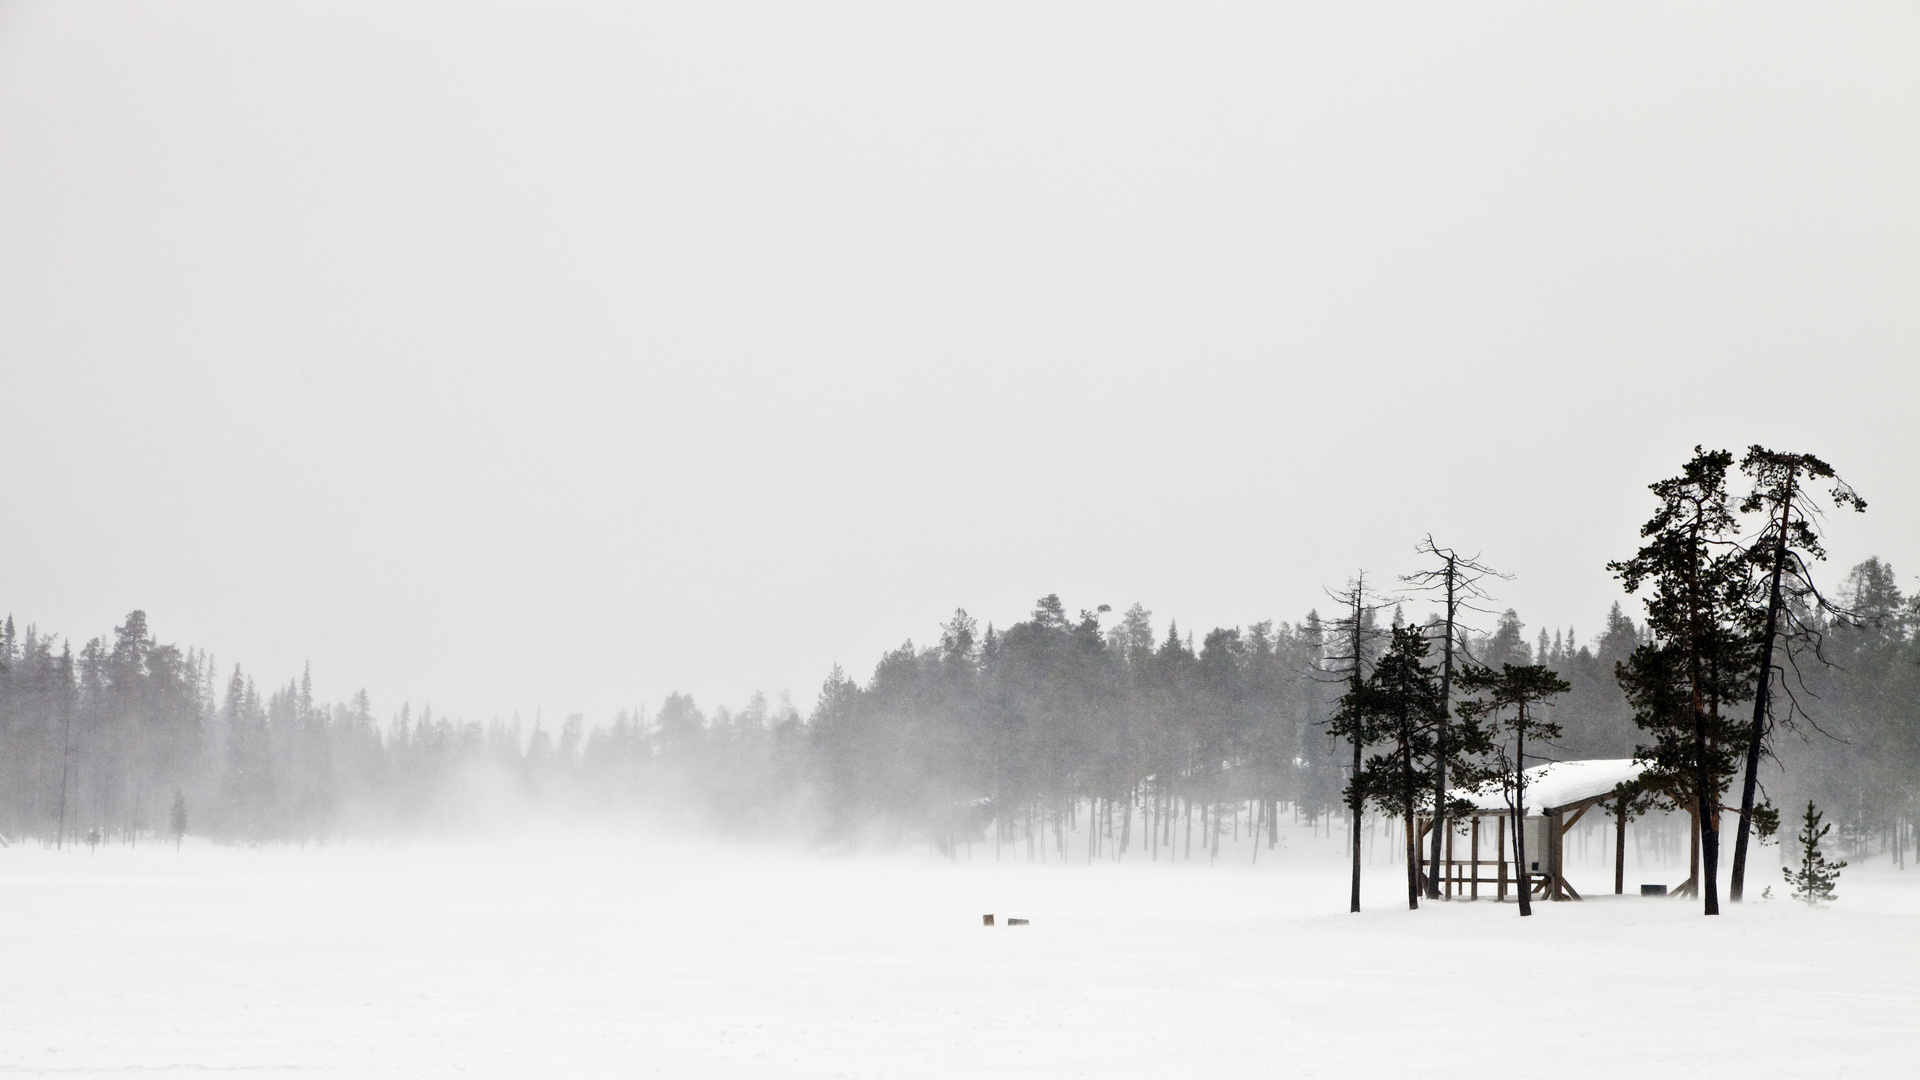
[4,824,1915,1078]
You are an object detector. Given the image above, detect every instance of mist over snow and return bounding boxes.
[8,830,1920,1078]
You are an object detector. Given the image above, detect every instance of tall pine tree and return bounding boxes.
[1727,447,1865,901]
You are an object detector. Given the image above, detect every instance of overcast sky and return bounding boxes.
[1,2,1914,725]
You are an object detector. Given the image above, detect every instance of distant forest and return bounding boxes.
[3,557,1915,860]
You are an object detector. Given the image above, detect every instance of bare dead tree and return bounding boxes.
[1401,537,1508,900]
[1317,574,1389,913]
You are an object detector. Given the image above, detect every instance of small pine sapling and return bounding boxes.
[1783,801,1845,906]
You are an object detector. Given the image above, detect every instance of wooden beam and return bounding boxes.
[1560,803,1591,833]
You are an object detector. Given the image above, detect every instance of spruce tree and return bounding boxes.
[170,789,188,850]
[1782,800,1845,906]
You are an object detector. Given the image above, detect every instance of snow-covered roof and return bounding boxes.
[1457,758,1646,814]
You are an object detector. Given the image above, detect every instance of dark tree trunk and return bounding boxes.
[1731,489,1792,902]
[1403,801,1420,911]
[55,708,74,851]
[1402,730,1420,910]
[1684,518,1721,916]
[1687,808,1699,889]
[1426,561,1457,900]
[1349,725,1363,913]
[1513,716,1532,917]
[1693,722,1719,914]
[1347,584,1367,914]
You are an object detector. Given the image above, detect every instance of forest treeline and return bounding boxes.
[2,560,1914,858]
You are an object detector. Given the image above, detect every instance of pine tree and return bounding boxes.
[1456,662,1570,917]
[1320,575,1388,912]
[1782,801,1845,906]
[1332,624,1489,910]
[1728,447,1865,901]
[1610,447,1755,916]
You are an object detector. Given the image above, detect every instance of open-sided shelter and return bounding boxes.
[1415,759,1648,902]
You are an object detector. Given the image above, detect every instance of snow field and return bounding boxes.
[3,829,1915,1078]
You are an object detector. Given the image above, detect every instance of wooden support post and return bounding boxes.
[1470,814,1481,901]
[1548,808,1566,901]
[1415,816,1432,894]
[1614,795,1627,896]
[1445,822,1455,899]
[1497,811,1508,902]
[1686,806,1700,896]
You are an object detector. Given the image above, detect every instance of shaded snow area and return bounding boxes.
[4,829,1915,1079]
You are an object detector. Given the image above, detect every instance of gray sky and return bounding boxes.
[2,2,1915,725]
